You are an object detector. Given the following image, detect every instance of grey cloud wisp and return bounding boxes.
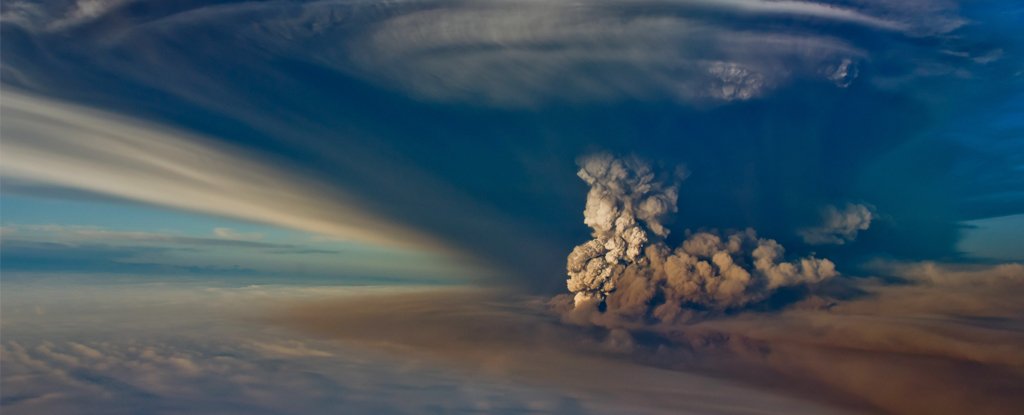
[799,203,875,245]
[566,154,837,321]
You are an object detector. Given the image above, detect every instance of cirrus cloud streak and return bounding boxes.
[0,90,458,255]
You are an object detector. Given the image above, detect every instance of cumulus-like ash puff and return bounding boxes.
[799,203,874,245]
[566,153,837,321]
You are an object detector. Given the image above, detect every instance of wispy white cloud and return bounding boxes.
[642,0,908,31]
[1,224,316,252]
[0,91,453,254]
[0,0,129,31]
[212,227,263,242]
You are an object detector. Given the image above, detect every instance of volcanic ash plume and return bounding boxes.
[566,153,684,306]
[566,154,837,322]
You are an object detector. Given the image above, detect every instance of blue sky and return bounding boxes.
[1,193,476,282]
[2,1,1020,292]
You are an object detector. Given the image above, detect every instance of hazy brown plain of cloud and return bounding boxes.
[272,262,1024,415]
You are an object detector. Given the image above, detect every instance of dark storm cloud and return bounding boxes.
[1,0,1020,290]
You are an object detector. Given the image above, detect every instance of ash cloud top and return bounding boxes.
[2,0,975,108]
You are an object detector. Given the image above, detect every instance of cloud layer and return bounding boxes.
[0,282,596,415]
[4,255,1021,415]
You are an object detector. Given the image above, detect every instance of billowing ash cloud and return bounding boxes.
[566,154,686,306]
[799,203,874,245]
[566,154,837,322]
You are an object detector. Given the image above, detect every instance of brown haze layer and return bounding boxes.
[271,262,1024,415]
